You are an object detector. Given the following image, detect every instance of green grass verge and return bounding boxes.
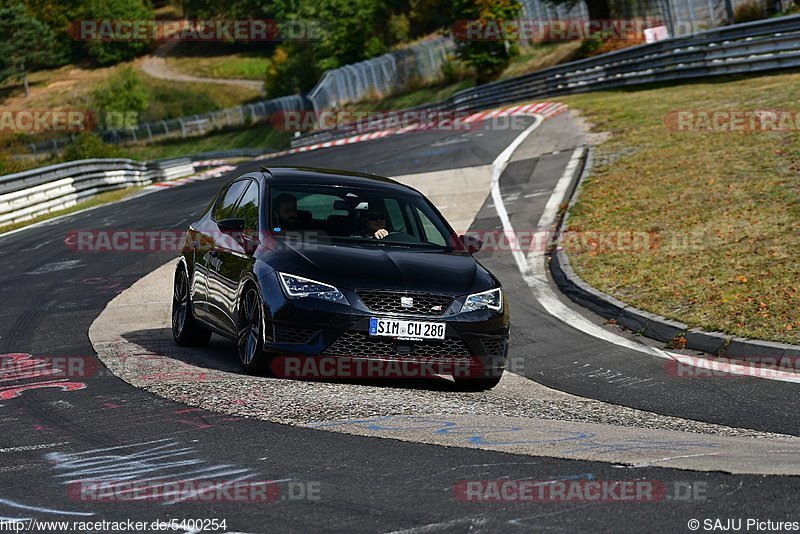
[0,186,144,235]
[500,42,582,80]
[165,55,268,81]
[347,79,476,112]
[560,72,800,345]
[122,123,290,160]
[138,72,263,122]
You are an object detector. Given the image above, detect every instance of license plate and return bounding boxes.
[369,318,445,340]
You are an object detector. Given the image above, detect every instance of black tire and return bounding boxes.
[172,266,212,347]
[453,370,503,391]
[237,284,270,374]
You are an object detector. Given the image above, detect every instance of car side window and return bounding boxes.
[384,199,405,232]
[415,207,447,246]
[297,193,349,219]
[213,180,248,221]
[235,181,260,232]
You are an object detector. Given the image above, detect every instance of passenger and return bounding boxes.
[273,193,299,230]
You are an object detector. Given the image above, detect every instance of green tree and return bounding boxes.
[451,0,522,83]
[82,0,153,66]
[0,3,60,97]
[264,0,408,96]
[91,66,151,129]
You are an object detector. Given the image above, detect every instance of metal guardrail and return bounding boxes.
[452,14,800,110]
[28,94,308,155]
[291,14,800,148]
[0,158,195,227]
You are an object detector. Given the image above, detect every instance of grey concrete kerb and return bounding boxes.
[548,147,800,359]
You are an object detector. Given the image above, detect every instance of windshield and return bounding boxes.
[268,184,457,249]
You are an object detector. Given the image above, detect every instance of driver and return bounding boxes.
[354,207,389,239]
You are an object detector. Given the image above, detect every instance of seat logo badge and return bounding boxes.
[400,297,414,308]
[430,305,443,312]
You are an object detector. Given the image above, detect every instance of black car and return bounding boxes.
[172,166,509,390]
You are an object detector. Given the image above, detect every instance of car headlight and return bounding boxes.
[460,288,502,313]
[278,272,349,305]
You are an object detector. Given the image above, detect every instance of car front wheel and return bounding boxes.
[237,285,270,374]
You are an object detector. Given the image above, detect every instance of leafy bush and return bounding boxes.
[91,66,151,129]
[441,57,473,84]
[61,133,123,161]
[388,13,411,44]
[733,0,766,23]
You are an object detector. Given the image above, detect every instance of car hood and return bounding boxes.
[266,241,496,296]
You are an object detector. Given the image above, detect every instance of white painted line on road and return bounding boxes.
[489,115,543,278]
[491,122,800,385]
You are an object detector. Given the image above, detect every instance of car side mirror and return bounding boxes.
[459,234,483,254]
[217,218,246,233]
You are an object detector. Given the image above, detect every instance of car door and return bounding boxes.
[207,178,261,336]
[190,182,239,322]
[203,179,250,334]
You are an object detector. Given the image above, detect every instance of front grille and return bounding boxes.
[358,291,453,316]
[274,326,320,344]
[482,339,506,357]
[323,331,473,359]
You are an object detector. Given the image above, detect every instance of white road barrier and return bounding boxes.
[0,159,195,227]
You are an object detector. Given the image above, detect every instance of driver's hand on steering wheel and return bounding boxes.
[373,229,389,239]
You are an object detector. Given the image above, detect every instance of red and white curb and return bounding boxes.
[144,165,238,190]
[192,159,229,168]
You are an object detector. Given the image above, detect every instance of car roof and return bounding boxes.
[260,166,420,194]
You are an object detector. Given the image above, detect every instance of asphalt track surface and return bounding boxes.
[0,114,798,532]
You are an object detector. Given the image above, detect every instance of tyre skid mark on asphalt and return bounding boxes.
[45,438,261,505]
